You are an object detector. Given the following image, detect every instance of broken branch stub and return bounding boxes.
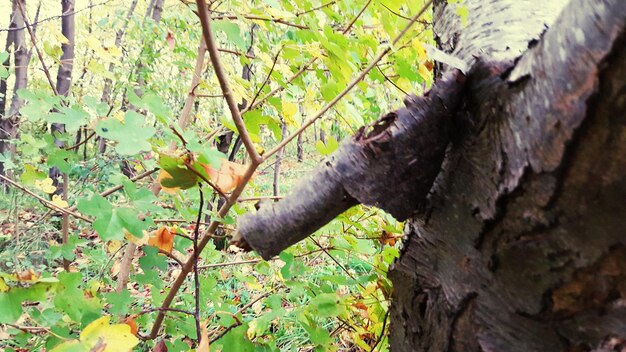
[235,71,467,259]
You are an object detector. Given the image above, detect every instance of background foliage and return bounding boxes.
[0,0,434,350]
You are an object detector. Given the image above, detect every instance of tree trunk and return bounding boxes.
[388,1,626,351]
[0,0,28,176]
[97,0,138,153]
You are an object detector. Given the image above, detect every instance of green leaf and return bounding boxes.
[0,289,25,323]
[96,111,155,155]
[47,106,89,133]
[77,195,122,240]
[215,324,254,352]
[158,153,198,189]
[310,293,343,318]
[213,21,247,51]
[103,290,131,316]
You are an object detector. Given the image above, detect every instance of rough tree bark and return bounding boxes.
[235,0,626,350]
[0,0,28,176]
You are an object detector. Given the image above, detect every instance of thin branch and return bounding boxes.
[182,159,227,198]
[262,0,433,159]
[67,168,159,212]
[0,0,113,32]
[198,247,333,269]
[159,249,184,266]
[138,307,195,317]
[209,289,276,343]
[64,131,96,151]
[218,47,255,59]
[376,64,409,95]
[197,0,262,164]
[193,186,204,342]
[210,14,308,30]
[372,309,390,351]
[249,47,282,108]
[0,174,92,223]
[295,1,337,17]
[16,0,58,95]
[237,195,283,202]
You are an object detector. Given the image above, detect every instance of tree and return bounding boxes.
[235,0,626,350]
[0,0,29,177]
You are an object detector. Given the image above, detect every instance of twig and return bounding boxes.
[372,309,390,351]
[295,1,336,17]
[64,131,96,151]
[0,174,92,223]
[262,0,433,160]
[198,247,333,269]
[137,307,195,317]
[67,168,159,212]
[237,195,283,202]
[182,159,227,198]
[159,249,184,266]
[0,0,112,32]
[193,186,204,342]
[16,0,58,95]
[210,14,308,30]
[209,289,276,343]
[218,47,255,59]
[376,65,409,95]
[248,47,282,108]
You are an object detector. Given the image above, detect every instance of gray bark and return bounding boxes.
[0,0,28,176]
[389,0,626,351]
[48,0,75,191]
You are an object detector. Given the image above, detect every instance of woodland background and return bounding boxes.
[0,0,437,350]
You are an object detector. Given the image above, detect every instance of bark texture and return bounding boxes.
[237,72,466,259]
[0,0,28,176]
[389,1,626,351]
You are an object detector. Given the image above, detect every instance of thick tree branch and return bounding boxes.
[236,71,466,259]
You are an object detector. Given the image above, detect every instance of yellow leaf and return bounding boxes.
[85,36,102,51]
[51,316,138,352]
[35,178,56,194]
[418,63,432,81]
[107,240,122,254]
[282,99,299,127]
[51,195,69,208]
[148,227,175,253]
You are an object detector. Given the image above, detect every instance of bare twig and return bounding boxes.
[193,186,204,342]
[0,0,113,32]
[295,1,336,17]
[64,131,96,151]
[218,47,255,59]
[209,289,276,343]
[210,14,308,30]
[16,0,58,95]
[237,195,283,202]
[0,174,92,223]
[66,168,159,212]
[248,47,282,108]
